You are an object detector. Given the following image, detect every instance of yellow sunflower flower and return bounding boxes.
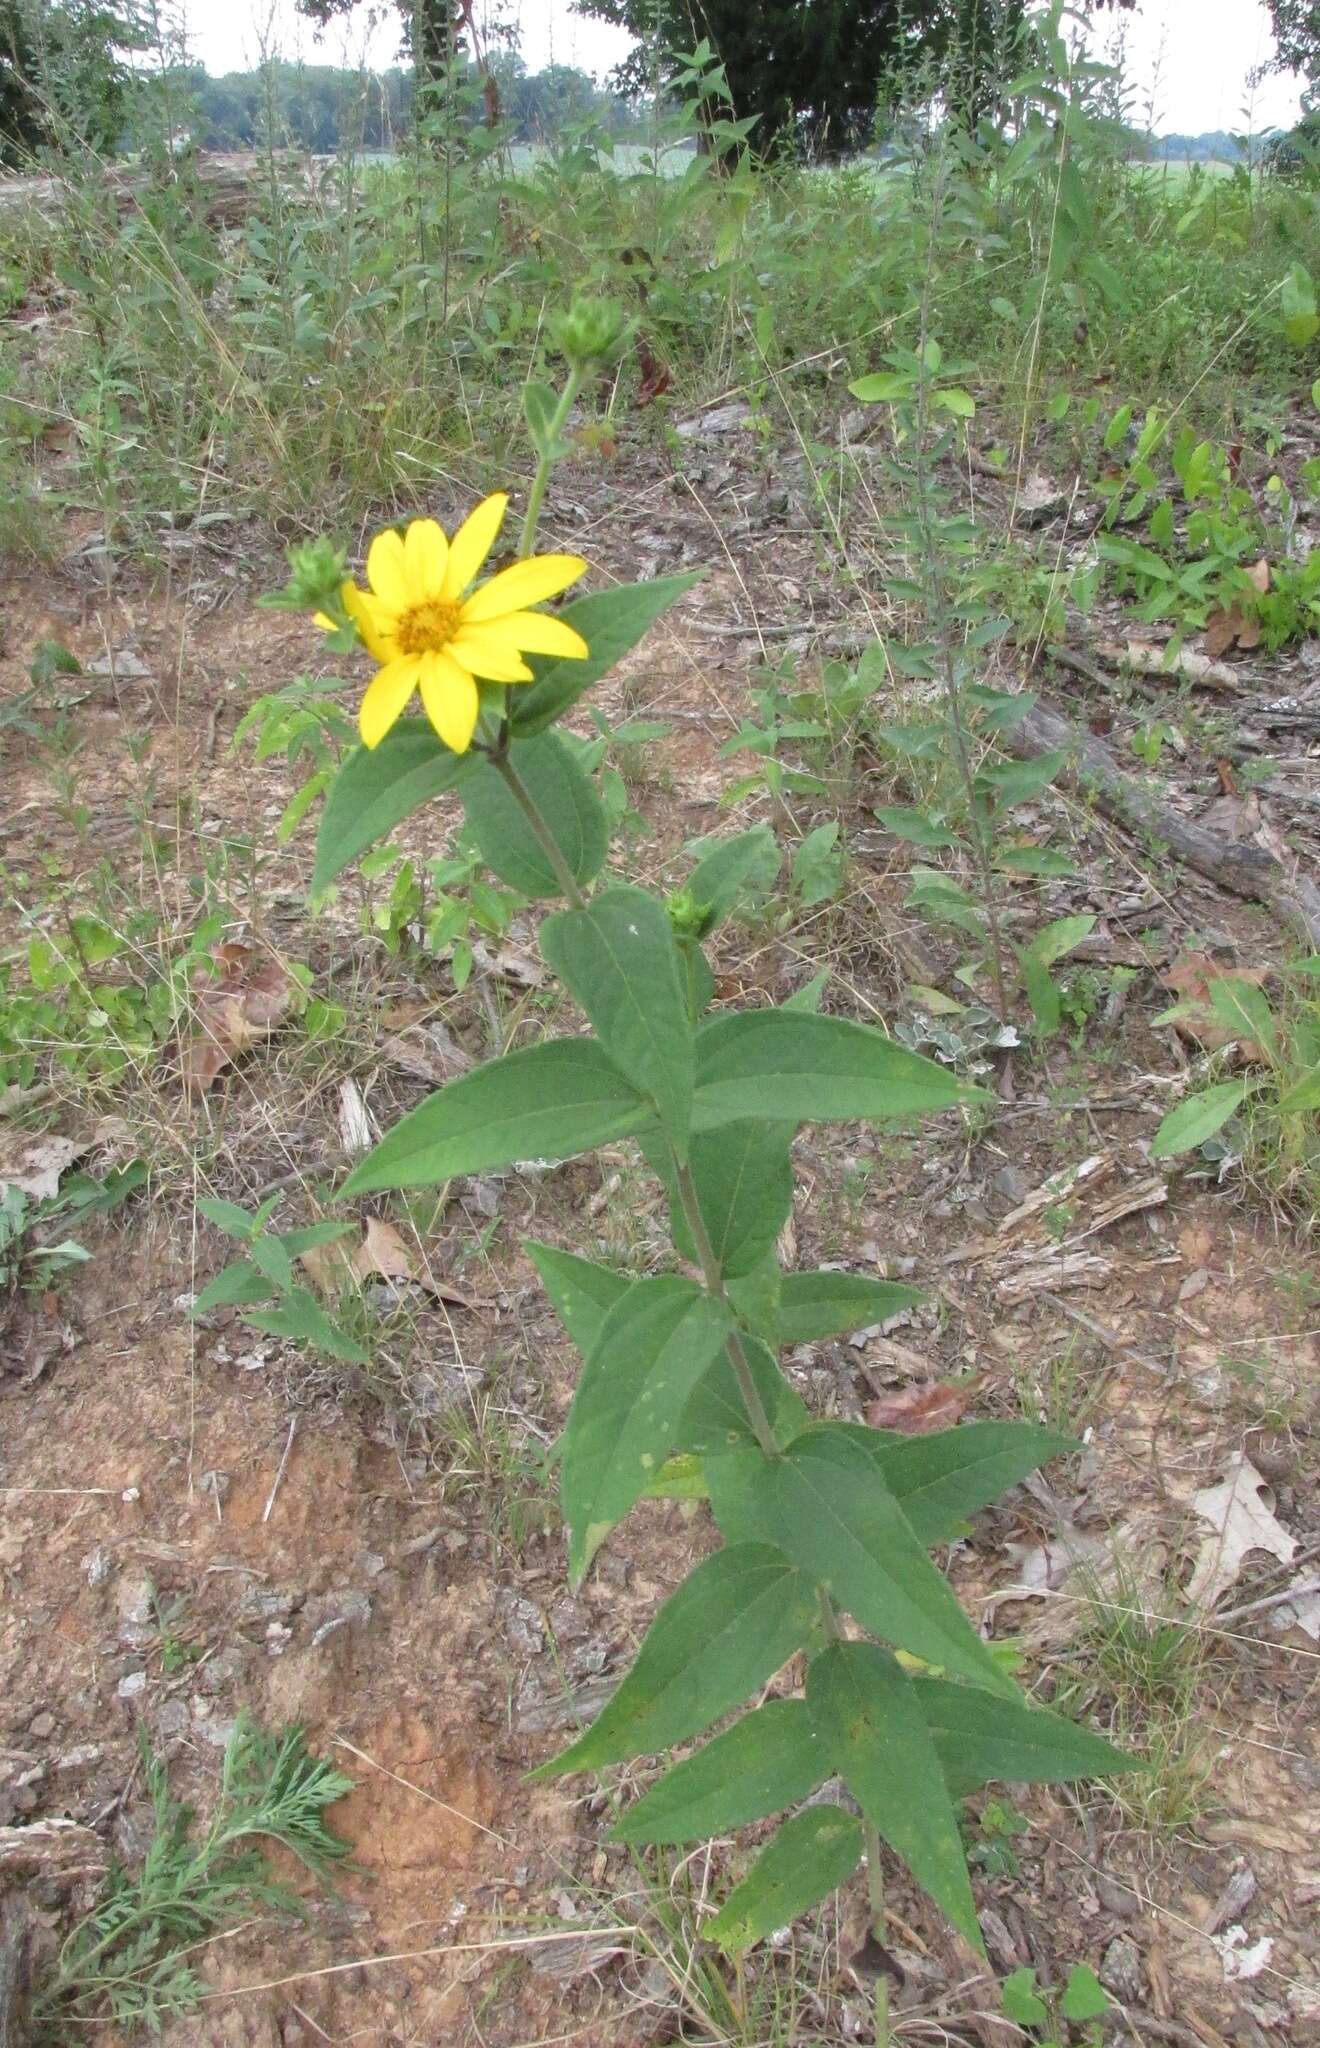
[330,493,588,754]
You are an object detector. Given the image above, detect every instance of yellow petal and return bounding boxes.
[366,527,409,611]
[359,657,421,747]
[449,623,535,683]
[418,650,480,753]
[496,611,589,660]
[313,612,337,633]
[442,492,509,599]
[461,553,587,623]
[343,581,396,662]
[403,518,448,601]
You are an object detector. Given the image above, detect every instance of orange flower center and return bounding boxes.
[396,597,462,656]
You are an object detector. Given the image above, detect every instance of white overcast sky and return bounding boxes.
[180,1,1304,137]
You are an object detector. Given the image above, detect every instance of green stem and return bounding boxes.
[519,365,584,558]
[867,1821,891,2045]
[672,1157,778,1458]
[491,749,586,909]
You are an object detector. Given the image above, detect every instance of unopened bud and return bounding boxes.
[549,297,630,371]
[262,537,349,615]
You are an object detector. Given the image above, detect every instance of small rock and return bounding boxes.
[154,1699,189,1737]
[1100,1934,1144,2004]
[675,401,752,441]
[121,1487,141,1505]
[115,1575,155,1647]
[82,1547,112,1587]
[192,1711,238,1750]
[1096,1874,1139,1919]
[117,1670,147,1702]
[194,1643,249,1694]
[237,1585,302,1625]
[303,1589,372,1648]
[87,645,152,679]
[199,1470,230,1505]
[498,1591,545,1656]
[1015,474,1068,527]
[52,1743,101,1773]
[27,1712,55,1741]
[266,1623,294,1656]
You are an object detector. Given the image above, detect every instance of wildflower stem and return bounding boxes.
[671,1157,778,1458]
[868,1827,892,2045]
[519,366,585,558]
[491,750,587,909]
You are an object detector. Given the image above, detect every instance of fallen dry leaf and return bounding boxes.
[1203,605,1262,659]
[181,944,295,1094]
[351,1217,414,1284]
[301,1218,490,1312]
[865,1382,968,1433]
[0,1129,87,1201]
[1200,789,1262,842]
[1161,952,1269,1060]
[1186,1454,1297,1608]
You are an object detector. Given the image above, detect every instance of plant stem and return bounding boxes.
[672,1157,778,1458]
[867,1820,892,2046]
[491,749,587,909]
[519,365,584,558]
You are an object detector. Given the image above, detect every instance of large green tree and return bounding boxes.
[577,0,1134,158]
[1261,1,1320,101]
[1,0,145,164]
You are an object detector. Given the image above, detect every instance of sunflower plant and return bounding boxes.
[274,309,1134,1988]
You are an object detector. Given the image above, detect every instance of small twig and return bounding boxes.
[261,1416,298,1524]
[1214,1569,1320,1628]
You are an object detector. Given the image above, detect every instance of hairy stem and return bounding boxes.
[491,750,587,909]
[519,365,584,558]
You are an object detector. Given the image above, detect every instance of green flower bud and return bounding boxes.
[666,886,716,941]
[549,296,630,371]
[261,537,349,615]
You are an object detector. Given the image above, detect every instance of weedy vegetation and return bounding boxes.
[1,0,1317,2040]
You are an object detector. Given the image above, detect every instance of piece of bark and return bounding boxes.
[1004,692,1320,950]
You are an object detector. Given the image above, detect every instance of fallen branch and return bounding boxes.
[1004,691,1320,951]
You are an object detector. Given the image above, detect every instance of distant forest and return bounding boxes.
[127,58,1260,164]
[156,55,651,154]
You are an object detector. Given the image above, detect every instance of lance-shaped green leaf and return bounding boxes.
[837,1422,1077,1547]
[524,1241,632,1360]
[312,721,473,892]
[686,823,781,925]
[705,1805,862,1954]
[680,1337,809,1456]
[1151,1078,1253,1158]
[808,1643,982,1951]
[560,1277,733,1582]
[532,1543,818,1776]
[777,1270,924,1344]
[611,1698,827,1845]
[710,1425,1016,1695]
[690,1121,796,1275]
[342,1038,648,1194]
[461,732,606,898]
[692,1010,982,1130]
[541,886,694,1153]
[511,574,702,735]
[911,1676,1136,1799]
[646,1121,796,1279]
